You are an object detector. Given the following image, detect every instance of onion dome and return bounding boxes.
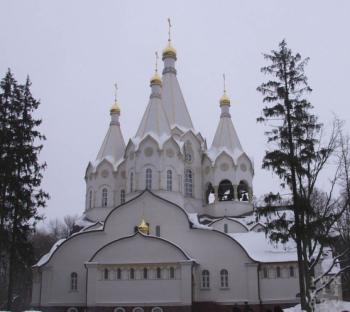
[220,92,231,107]
[162,42,177,60]
[150,72,162,86]
[138,219,149,234]
[110,100,121,114]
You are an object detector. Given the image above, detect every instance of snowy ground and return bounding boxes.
[284,300,350,312]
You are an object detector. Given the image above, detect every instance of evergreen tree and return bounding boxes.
[257,41,349,311]
[0,69,49,310]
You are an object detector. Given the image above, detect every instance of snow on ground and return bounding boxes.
[284,300,350,312]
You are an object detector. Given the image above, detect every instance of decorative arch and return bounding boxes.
[151,308,163,312]
[132,307,144,312]
[237,180,249,201]
[114,308,126,312]
[67,308,78,312]
[218,180,234,201]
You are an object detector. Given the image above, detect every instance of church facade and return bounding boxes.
[31,36,340,312]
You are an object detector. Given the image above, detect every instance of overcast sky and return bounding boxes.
[1,0,349,222]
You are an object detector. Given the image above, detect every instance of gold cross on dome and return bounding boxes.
[167,18,172,43]
[155,51,159,73]
[223,73,226,93]
[114,83,118,102]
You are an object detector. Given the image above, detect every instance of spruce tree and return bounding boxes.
[256,40,346,311]
[0,69,49,310]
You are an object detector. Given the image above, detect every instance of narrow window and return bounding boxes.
[220,269,228,288]
[201,270,210,288]
[169,267,175,279]
[263,267,268,279]
[102,188,108,207]
[104,268,109,280]
[70,272,77,291]
[167,170,172,191]
[276,266,281,278]
[89,190,93,209]
[224,223,228,233]
[289,266,295,277]
[146,168,152,189]
[117,268,122,280]
[120,189,125,204]
[130,268,135,280]
[156,267,162,279]
[130,172,134,192]
[155,225,161,237]
[184,169,193,197]
[143,268,148,279]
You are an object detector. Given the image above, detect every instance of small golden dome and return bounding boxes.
[138,219,149,234]
[162,42,177,59]
[110,100,121,114]
[220,92,231,106]
[150,72,162,85]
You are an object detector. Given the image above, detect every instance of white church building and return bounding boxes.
[31,35,341,312]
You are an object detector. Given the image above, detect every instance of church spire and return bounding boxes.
[210,77,243,159]
[96,84,125,162]
[161,19,194,131]
[135,61,171,139]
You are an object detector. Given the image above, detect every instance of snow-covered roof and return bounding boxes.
[96,118,125,165]
[34,238,66,267]
[230,232,298,263]
[135,86,171,140]
[188,213,213,230]
[162,63,194,131]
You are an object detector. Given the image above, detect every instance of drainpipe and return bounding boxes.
[257,263,262,312]
[39,268,42,309]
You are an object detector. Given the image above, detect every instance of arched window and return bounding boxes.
[156,267,162,279]
[184,169,193,197]
[70,272,77,291]
[263,267,268,279]
[276,266,281,278]
[224,223,228,233]
[132,308,144,312]
[104,268,109,280]
[67,308,79,312]
[114,308,126,312]
[218,180,234,201]
[151,308,163,312]
[102,188,108,207]
[201,270,210,288]
[289,266,295,277]
[167,170,172,191]
[130,172,134,192]
[146,168,152,189]
[155,225,160,237]
[169,267,175,279]
[129,268,135,280]
[117,268,122,280]
[237,180,249,201]
[220,269,229,288]
[120,189,125,204]
[205,183,215,204]
[143,268,148,279]
[89,190,93,209]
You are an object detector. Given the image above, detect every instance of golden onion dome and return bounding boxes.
[138,219,149,234]
[110,101,121,114]
[220,92,231,106]
[150,72,162,85]
[162,42,177,59]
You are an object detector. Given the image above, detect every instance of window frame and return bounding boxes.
[146,168,152,189]
[166,169,172,191]
[102,188,108,207]
[184,169,193,197]
[220,269,229,288]
[201,270,210,289]
[70,272,78,291]
[120,189,125,204]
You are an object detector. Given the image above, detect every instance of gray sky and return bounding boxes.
[1,0,349,222]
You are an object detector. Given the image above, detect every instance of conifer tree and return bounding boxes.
[257,40,349,311]
[0,69,49,310]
